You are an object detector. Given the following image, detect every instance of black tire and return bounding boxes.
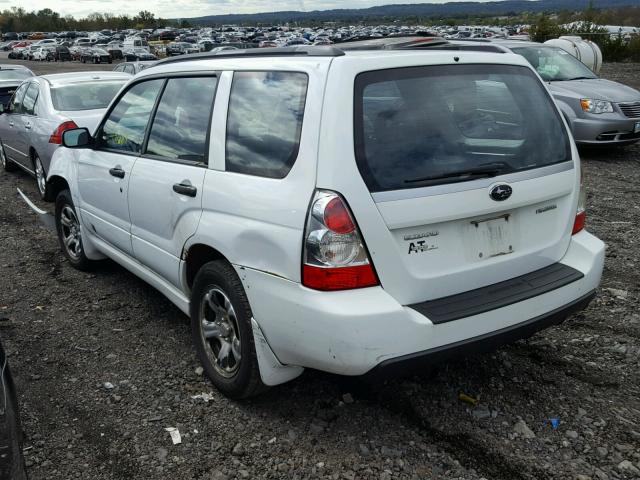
[190,260,266,399]
[55,189,92,271]
[1,359,28,480]
[33,152,47,200]
[1,141,16,172]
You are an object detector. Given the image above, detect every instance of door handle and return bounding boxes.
[173,182,197,197]
[24,122,31,129]
[109,167,125,178]
[8,121,14,127]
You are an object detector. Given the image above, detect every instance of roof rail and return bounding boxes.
[337,36,449,50]
[157,45,344,65]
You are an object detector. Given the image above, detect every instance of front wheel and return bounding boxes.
[55,189,92,271]
[190,260,266,399]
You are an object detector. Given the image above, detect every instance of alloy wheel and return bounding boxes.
[34,156,46,195]
[199,287,242,378]
[59,206,83,260]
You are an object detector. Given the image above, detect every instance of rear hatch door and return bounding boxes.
[319,57,579,306]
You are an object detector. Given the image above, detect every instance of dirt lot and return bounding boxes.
[0,57,639,480]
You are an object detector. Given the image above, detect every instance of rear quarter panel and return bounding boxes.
[181,59,332,285]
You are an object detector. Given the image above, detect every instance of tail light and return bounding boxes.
[572,167,586,235]
[49,120,79,144]
[302,190,379,291]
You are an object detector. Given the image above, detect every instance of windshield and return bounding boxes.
[511,46,597,82]
[354,64,571,192]
[0,70,33,81]
[51,81,125,111]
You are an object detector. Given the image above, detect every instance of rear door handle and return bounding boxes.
[109,167,125,178]
[24,122,31,130]
[8,121,14,127]
[173,182,197,197]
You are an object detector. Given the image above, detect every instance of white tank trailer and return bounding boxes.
[544,36,603,74]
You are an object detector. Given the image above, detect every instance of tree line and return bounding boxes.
[0,7,190,33]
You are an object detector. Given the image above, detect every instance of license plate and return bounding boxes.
[471,214,514,259]
[634,121,640,134]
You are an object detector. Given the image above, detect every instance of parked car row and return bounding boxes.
[2,40,608,400]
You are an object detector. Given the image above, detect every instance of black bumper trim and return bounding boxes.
[409,263,584,325]
[372,290,596,376]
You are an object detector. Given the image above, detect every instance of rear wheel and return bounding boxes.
[33,153,47,200]
[55,189,92,271]
[190,260,266,399]
[1,141,16,172]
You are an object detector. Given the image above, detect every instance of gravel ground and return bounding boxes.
[0,58,639,480]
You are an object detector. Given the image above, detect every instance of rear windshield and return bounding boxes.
[0,69,33,81]
[51,81,125,111]
[354,64,571,192]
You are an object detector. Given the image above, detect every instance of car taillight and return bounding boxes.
[302,190,379,291]
[49,120,79,144]
[572,167,586,235]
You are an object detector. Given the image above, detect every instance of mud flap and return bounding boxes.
[17,188,55,230]
[251,318,303,386]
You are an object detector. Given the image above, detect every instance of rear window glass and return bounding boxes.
[0,69,32,81]
[51,81,125,111]
[226,71,308,179]
[354,64,571,192]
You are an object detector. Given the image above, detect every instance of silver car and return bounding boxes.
[0,72,128,199]
[112,60,158,75]
[453,40,640,146]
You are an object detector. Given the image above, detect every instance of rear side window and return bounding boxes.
[22,83,39,115]
[146,76,217,163]
[354,64,571,192]
[98,79,163,153]
[226,71,308,179]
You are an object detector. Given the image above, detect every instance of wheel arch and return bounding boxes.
[45,175,69,203]
[183,243,230,291]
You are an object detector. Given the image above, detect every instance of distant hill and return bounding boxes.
[184,0,637,25]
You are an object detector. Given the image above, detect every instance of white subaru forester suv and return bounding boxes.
[38,45,604,398]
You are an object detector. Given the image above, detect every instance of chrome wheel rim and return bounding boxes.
[199,287,241,378]
[60,205,83,260]
[35,156,46,195]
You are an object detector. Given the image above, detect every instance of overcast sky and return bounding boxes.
[11,0,480,19]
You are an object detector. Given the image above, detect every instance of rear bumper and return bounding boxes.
[371,290,595,377]
[237,231,605,379]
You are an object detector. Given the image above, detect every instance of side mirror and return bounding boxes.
[62,128,91,148]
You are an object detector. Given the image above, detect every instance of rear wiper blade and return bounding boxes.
[404,162,513,186]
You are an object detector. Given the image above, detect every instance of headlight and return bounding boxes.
[580,98,614,114]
